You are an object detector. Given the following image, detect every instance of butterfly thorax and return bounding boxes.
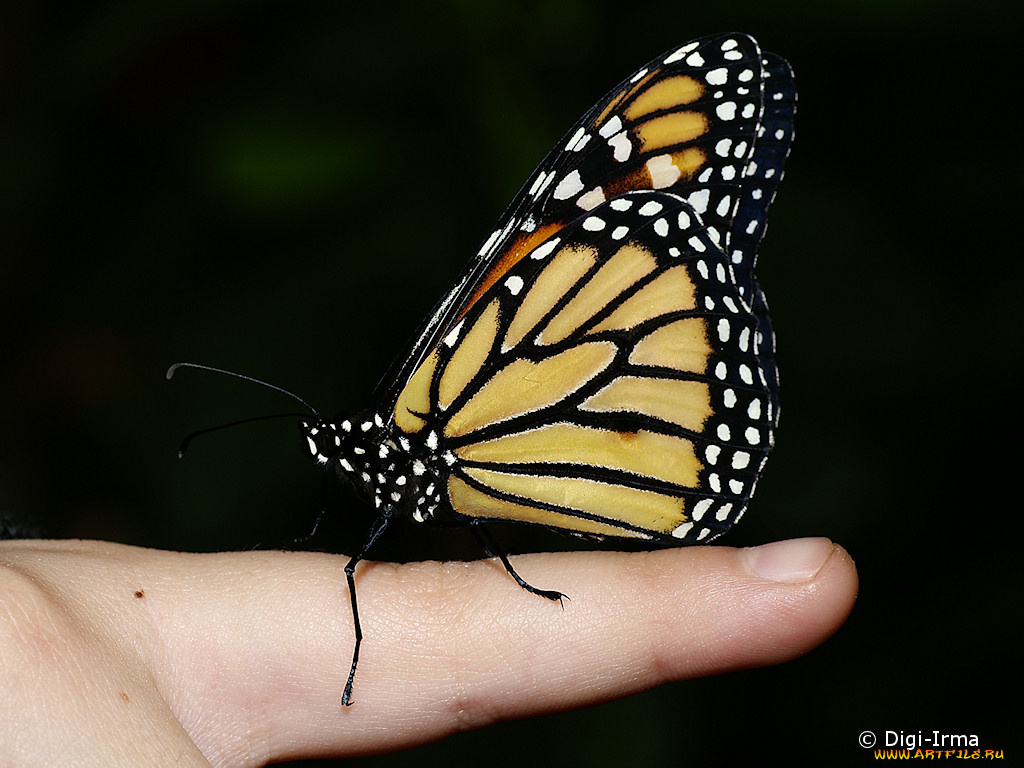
[300,412,445,521]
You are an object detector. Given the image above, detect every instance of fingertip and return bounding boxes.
[734,538,859,662]
[742,537,837,583]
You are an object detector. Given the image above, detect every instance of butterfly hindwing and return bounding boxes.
[392,190,776,543]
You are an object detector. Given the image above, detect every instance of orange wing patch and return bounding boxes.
[623,75,704,118]
[460,223,564,320]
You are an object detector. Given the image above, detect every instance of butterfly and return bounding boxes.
[174,32,795,705]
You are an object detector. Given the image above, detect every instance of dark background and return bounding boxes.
[3,0,1021,765]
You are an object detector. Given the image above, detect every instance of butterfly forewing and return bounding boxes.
[731,53,795,426]
[726,52,796,300]
[374,34,779,408]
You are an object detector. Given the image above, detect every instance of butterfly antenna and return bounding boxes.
[167,362,321,416]
[175,412,312,458]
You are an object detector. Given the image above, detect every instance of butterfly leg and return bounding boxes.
[284,509,327,548]
[342,512,391,706]
[285,475,334,549]
[470,522,567,605]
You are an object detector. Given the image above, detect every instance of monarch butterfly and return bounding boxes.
[173,32,795,705]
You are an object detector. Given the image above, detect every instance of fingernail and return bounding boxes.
[744,537,834,583]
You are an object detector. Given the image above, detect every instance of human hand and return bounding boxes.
[0,537,856,767]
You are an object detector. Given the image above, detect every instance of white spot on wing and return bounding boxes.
[565,126,587,151]
[443,320,464,347]
[608,131,632,162]
[693,499,713,521]
[598,115,622,138]
[530,237,561,260]
[553,170,584,200]
[528,170,549,196]
[577,187,606,210]
[706,67,728,85]
[686,188,710,214]
[705,445,721,465]
[478,229,500,257]
[646,155,680,189]
[671,522,694,539]
[664,41,699,64]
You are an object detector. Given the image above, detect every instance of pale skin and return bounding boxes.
[0,536,857,767]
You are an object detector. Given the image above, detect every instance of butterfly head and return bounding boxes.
[300,412,389,469]
[300,417,346,466]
